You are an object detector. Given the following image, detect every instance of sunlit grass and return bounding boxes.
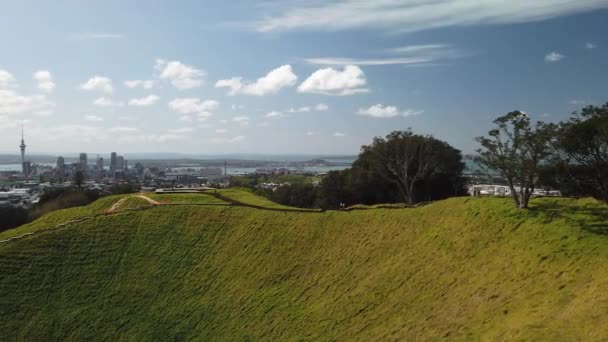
[1,195,607,340]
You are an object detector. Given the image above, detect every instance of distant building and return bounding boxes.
[19,128,28,175]
[56,156,65,169]
[79,153,88,170]
[110,152,117,173]
[96,155,104,170]
[116,155,124,171]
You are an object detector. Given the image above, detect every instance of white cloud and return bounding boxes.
[265,110,288,119]
[357,104,423,118]
[179,115,193,122]
[167,127,194,134]
[305,44,466,67]
[545,51,565,62]
[0,89,53,116]
[334,131,346,137]
[254,1,608,33]
[585,42,597,49]
[215,128,227,134]
[93,97,122,107]
[257,122,270,127]
[168,98,219,115]
[128,94,160,107]
[0,70,17,89]
[212,135,245,144]
[315,103,329,111]
[33,70,55,92]
[569,99,587,105]
[215,65,297,96]
[84,114,103,122]
[81,76,113,93]
[305,131,319,136]
[215,78,243,96]
[155,59,205,90]
[288,106,311,113]
[110,126,138,133]
[298,65,368,96]
[117,134,186,144]
[232,115,250,126]
[231,104,245,110]
[124,80,155,89]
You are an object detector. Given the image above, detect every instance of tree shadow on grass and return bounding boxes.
[527,199,608,236]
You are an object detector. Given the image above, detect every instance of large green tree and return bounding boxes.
[476,111,554,209]
[360,130,465,204]
[549,103,608,201]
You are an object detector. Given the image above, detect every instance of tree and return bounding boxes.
[360,130,465,204]
[73,170,85,189]
[476,111,554,209]
[549,103,608,201]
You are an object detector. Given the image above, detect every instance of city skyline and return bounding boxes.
[1,1,607,155]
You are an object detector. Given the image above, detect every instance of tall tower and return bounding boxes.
[19,127,26,174]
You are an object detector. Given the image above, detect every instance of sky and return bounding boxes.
[1,0,607,156]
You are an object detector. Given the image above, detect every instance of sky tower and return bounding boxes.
[19,127,26,169]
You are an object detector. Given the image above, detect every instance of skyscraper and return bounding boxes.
[110,152,117,173]
[79,153,88,171]
[96,155,104,170]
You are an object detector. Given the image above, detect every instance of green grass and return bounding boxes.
[216,187,320,211]
[147,192,228,205]
[1,195,608,340]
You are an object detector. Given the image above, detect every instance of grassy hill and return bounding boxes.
[1,190,607,340]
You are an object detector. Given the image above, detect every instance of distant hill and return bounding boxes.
[1,190,607,340]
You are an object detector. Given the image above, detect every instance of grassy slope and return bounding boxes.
[1,193,608,340]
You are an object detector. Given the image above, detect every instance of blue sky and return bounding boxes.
[1,0,607,156]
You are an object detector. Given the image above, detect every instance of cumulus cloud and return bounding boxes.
[232,115,250,126]
[81,76,113,93]
[0,90,53,116]
[0,70,17,89]
[93,97,122,107]
[305,131,319,136]
[168,98,219,118]
[586,42,597,49]
[254,1,608,33]
[215,65,297,96]
[334,131,346,137]
[545,51,565,62]
[288,106,311,113]
[315,103,329,111]
[215,128,227,134]
[298,65,368,96]
[128,94,160,107]
[84,114,103,122]
[265,111,288,119]
[33,71,55,92]
[117,134,186,144]
[124,80,155,89]
[155,59,205,90]
[357,104,423,118]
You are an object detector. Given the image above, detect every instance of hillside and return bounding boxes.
[1,190,608,340]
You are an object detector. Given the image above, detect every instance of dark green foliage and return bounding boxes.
[546,103,608,202]
[476,111,554,209]
[0,206,29,232]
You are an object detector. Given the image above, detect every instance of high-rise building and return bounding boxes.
[116,155,124,171]
[79,153,88,170]
[110,152,117,173]
[56,156,66,179]
[19,128,27,175]
[96,155,104,170]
